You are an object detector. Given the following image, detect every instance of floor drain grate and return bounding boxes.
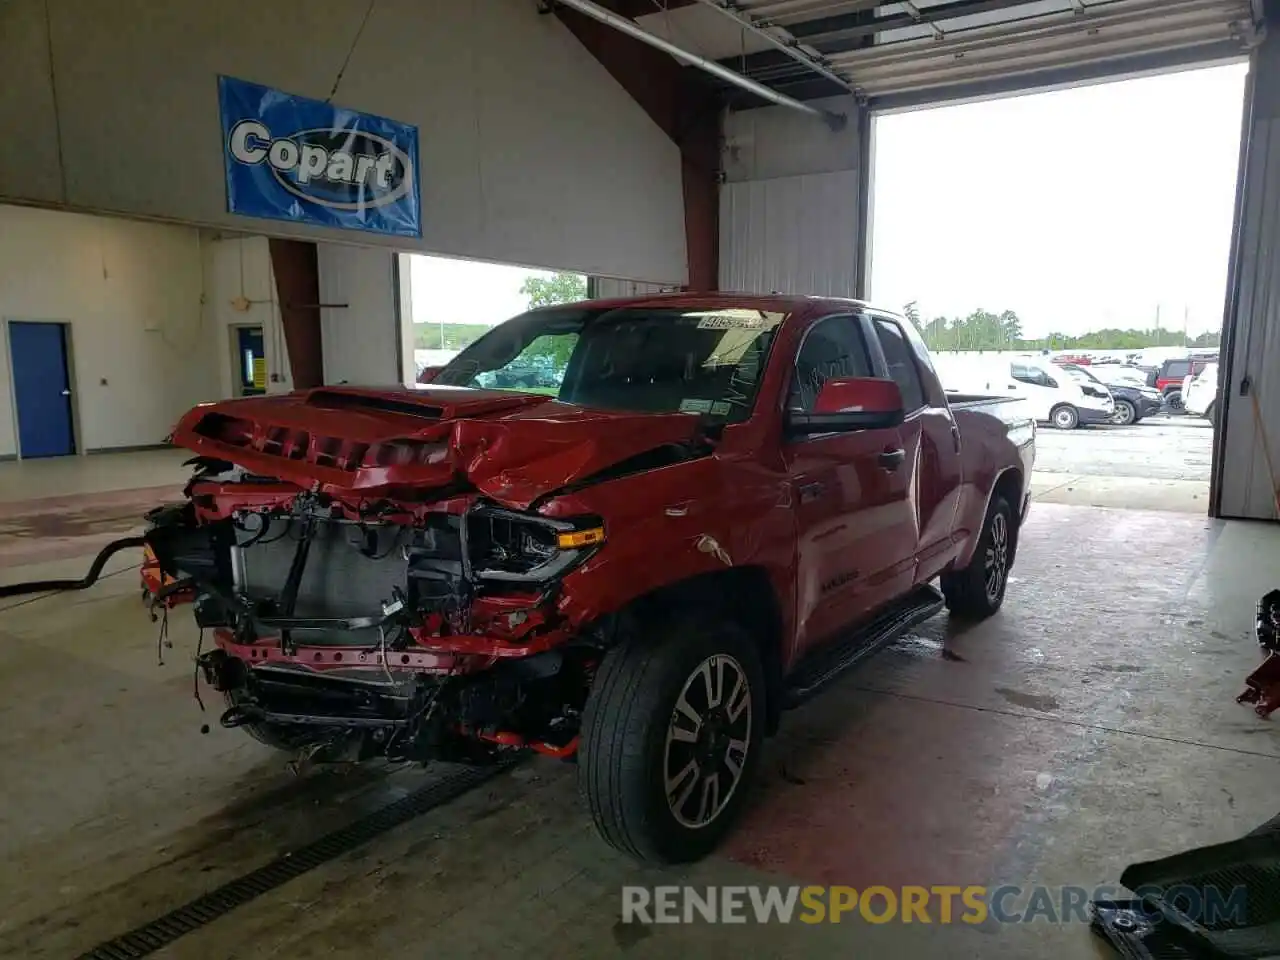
[77,762,514,960]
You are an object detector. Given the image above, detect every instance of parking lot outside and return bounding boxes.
[1031,414,1214,513]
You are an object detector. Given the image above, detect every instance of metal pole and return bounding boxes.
[692,0,863,100]
[555,0,845,128]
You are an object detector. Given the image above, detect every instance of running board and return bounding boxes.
[783,584,945,708]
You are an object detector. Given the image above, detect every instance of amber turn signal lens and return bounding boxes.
[556,527,606,549]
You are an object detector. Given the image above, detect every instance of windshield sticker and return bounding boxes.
[710,401,731,416]
[679,398,714,414]
[697,314,766,331]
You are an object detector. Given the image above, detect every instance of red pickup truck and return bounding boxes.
[80,294,1036,863]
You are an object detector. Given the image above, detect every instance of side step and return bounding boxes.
[783,584,945,708]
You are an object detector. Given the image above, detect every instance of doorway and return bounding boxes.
[230,325,267,397]
[7,320,76,458]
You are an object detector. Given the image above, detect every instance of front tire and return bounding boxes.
[579,614,765,864]
[941,496,1014,621]
[1112,399,1136,426]
[1051,404,1079,430]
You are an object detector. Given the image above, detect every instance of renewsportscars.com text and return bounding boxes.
[620,885,1248,925]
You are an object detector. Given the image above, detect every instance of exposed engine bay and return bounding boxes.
[144,457,611,765]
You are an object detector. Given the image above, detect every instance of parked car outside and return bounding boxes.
[1060,363,1163,425]
[1183,361,1220,424]
[1149,356,1217,412]
[938,355,1113,429]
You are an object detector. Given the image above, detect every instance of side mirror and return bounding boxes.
[788,377,904,436]
[417,366,444,384]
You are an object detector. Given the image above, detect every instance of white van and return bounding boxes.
[1182,362,1219,423]
[937,356,1114,429]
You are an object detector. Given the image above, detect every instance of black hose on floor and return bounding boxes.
[0,535,147,599]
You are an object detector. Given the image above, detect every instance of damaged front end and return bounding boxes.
[140,458,609,765]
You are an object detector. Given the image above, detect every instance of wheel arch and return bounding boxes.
[602,566,786,736]
[957,466,1025,569]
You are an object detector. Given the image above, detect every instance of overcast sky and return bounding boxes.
[410,62,1248,338]
[869,62,1249,338]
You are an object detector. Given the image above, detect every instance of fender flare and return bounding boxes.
[955,465,1025,570]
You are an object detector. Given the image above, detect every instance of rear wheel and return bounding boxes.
[1205,402,1218,428]
[579,613,765,864]
[941,496,1014,621]
[1050,405,1079,430]
[1165,390,1184,414]
[1112,399,1136,426]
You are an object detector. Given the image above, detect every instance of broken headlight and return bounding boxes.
[467,506,604,584]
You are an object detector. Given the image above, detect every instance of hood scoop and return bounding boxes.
[306,390,444,420]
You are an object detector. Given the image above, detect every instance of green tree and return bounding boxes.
[520,272,587,309]
[518,272,587,372]
[903,301,921,330]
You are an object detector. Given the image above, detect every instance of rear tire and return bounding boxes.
[1050,405,1079,430]
[1205,402,1217,428]
[941,496,1014,621]
[1165,390,1184,414]
[579,613,765,864]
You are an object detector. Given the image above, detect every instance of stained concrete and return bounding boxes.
[1,494,1278,957]
[1032,416,1212,513]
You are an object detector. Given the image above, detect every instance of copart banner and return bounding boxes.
[218,76,421,238]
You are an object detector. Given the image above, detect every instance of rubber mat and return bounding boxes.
[1092,813,1280,959]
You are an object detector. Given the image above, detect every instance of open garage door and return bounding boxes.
[839,0,1258,106]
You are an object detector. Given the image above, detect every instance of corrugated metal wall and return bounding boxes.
[590,278,676,298]
[719,96,864,297]
[719,171,860,296]
[1216,28,1280,519]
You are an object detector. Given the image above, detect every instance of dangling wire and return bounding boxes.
[193,627,207,715]
[155,606,171,666]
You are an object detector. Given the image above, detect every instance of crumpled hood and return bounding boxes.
[169,385,707,509]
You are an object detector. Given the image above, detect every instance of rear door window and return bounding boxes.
[872,318,926,412]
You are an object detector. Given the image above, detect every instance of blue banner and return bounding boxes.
[218,76,421,238]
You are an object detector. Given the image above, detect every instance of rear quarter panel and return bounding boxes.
[950,401,1035,568]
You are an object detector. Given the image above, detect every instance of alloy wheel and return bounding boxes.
[664,654,753,830]
[984,512,1009,603]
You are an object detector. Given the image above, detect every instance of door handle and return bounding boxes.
[879,448,906,471]
[797,481,826,504]
[60,389,71,396]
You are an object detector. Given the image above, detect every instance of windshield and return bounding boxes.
[434,306,786,422]
[1062,364,1102,384]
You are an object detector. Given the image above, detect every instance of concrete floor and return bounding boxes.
[1,451,1278,958]
[1032,416,1213,513]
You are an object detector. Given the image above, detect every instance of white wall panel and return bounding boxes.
[201,235,293,398]
[591,278,676,299]
[1217,29,1280,520]
[317,245,400,386]
[720,171,860,297]
[720,96,864,297]
[0,0,687,285]
[0,206,219,458]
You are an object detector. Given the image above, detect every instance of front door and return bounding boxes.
[8,321,75,458]
[784,315,916,655]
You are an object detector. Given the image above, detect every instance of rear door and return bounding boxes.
[782,315,916,652]
[868,315,963,584]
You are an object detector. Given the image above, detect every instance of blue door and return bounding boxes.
[9,321,75,458]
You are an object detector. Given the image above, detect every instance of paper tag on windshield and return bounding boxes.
[697,314,764,330]
[710,401,731,416]
[679,398,713,414]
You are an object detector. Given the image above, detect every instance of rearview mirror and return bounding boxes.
[788,377,905,436]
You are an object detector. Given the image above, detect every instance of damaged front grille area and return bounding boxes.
[190,412,447,473]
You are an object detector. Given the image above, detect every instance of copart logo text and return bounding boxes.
[227,121,412,210]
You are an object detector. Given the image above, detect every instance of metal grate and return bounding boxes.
[76,762,514,959]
